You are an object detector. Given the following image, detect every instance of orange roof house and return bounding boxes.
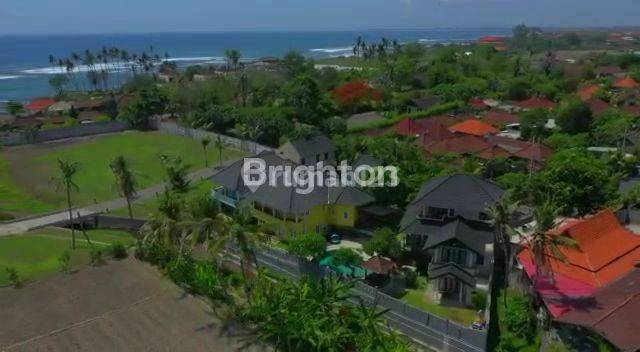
[24,98,56,112]
[516,97,557,110]
[449,118,500,137]
[613,77,639,89]
[578,85,600,101]
[518,209,640,289]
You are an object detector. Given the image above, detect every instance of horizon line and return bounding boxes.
[2,25,640,37]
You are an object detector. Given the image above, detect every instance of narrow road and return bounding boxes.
[0,166,224,236]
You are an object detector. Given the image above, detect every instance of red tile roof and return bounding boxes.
[518,209,640,290]
[614,77,639,89]
[362,256,396,275]
[477,35,505,44]
[469,98,489,110]
[483,110,519,127]
[24,98,56,112]
[449,118,500,137]
[587,98,611,118]
[512,143,554,163]
[516,97,556,110]
[626,105,640,117]
[394,118,427,136]
[557,270,640,352]
[476,145,512,160]
[416,121,453,146]
[578,85,600,101]
[427,135,491,155]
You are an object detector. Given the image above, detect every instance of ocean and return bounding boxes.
[0,28,511,105]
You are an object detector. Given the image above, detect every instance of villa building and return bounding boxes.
[400,174,504,306]
[211,135,374,236]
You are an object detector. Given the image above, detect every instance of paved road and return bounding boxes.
[0,166,222,236]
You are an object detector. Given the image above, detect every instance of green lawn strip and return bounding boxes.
[496,290,541,352]
[0,157,57,217]
[4,131,244,214]
[109,180,215,219]
[400,277,478,326]
[0,227,134,285]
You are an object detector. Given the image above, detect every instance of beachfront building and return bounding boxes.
[516,209,640,351]
[211,136,374,236]
[400,174,504,306]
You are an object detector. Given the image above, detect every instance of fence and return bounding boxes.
[233,245,488,352]
[0,121,128,146]
[156,120,273,155]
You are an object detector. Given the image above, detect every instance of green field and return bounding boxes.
[400,277,479,325]
[0,131,243,217]
[0,227,135,286]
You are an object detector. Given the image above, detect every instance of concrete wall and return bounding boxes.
[0,121,128,146]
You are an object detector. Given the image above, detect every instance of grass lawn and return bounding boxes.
[0,158,58,217]
[0,227,135,286]
[0,131,244,216]
[110,180,215,219]
[400,277,479,326]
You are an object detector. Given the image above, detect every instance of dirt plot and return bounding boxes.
[0,258,266,352]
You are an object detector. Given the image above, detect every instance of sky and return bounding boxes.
[0,0,639,35]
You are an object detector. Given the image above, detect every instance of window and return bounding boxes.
[316,155,320,163]
[343,212,348,219]
[324,152,329,160]
[442,247,468,266]
[301,158,306,164]
[475,254,484,265]
[424,206,454,220]
[439,277,458,292]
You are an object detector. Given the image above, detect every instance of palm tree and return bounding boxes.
[52,159,80,249]
[224,49,241,70]
[521,201,577,281]
[200,137,211,167]
[214,136,225,166]
[487,196,519,306]
[216,205,267,302]
[110,156,138,219]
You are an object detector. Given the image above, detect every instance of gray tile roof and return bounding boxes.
[210,151,374,216]
[429,262,476,287]
[400,174,504,227]
[276,134,335,163]
[404,217,494,254]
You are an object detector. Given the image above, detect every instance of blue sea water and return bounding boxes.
[0,29,511,105]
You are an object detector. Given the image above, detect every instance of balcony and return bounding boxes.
[212,188,241,208]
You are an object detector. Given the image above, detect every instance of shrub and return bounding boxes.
[472,291,487,311]
[108,242,128,259]
[90,248,103,266]
[135,241,175,268]
[404,269,419,288]
[5,267,22,288]
[332,248,363,267]
[58,251,71,273]
[191,262,229,303]
[166,254,196,287]
[286,232,327,260]
[504,293,537,341]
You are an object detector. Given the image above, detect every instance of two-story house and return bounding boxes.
[400,174,504,306]
[211,135,374,236]
[275,134,335,166]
